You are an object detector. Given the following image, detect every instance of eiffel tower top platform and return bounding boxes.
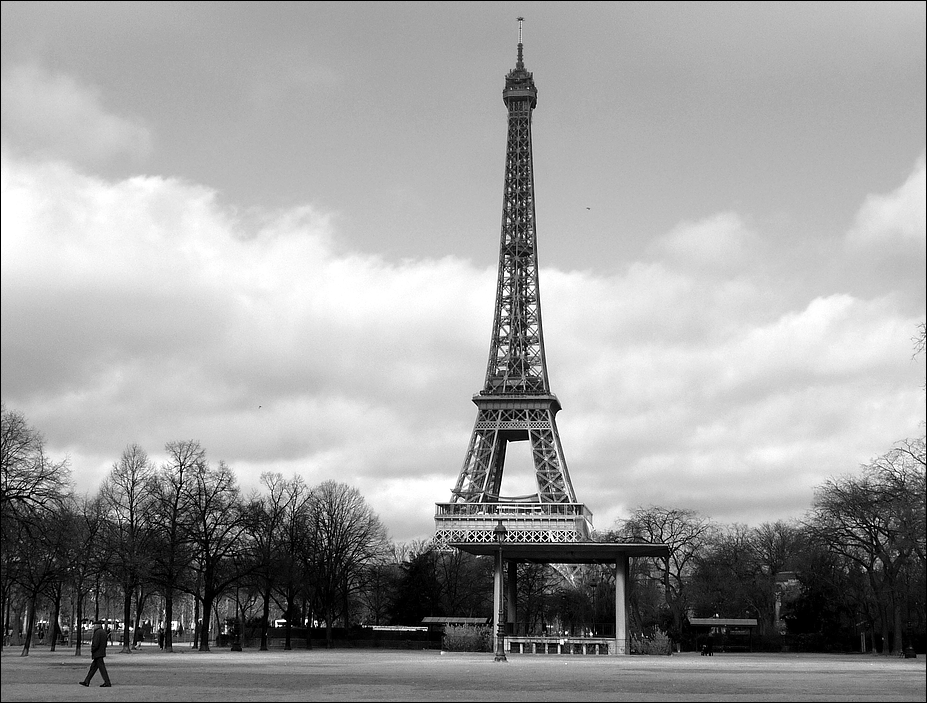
[435,22,592,548]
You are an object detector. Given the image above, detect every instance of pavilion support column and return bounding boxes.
[506,559,517,635]
[614,553,628,655]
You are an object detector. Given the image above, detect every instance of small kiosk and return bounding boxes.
[688,617,758,653]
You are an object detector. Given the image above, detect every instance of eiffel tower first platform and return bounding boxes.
[434,20,668,657]
[434,21,591,548]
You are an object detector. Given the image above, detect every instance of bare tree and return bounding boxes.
[70,494,106,656]
[615,506,716,648]
[12,500,73,656]
[516,562,561,635]
[42,500,87,652]
[185,458,248,652]
[354,556,401,627]
[267,473,312,651]
[307,481,389,647]
[914,321,926,394]
[690,523,760,617]
[749,520,806,632]
[0,404,70,525]
[149,440,203,652]
[437,548,492,619]
[388,543,444,625]
[99,444,156,654]
[0,405,70,654]
[810,440,926,654]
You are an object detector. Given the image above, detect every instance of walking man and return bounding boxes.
[79,620,112,687]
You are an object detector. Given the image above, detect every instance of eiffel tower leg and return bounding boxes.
[452,422,505,501]
[528,410,577,503]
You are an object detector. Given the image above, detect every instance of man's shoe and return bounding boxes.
[100,683,112,687]
[79,682,89,687]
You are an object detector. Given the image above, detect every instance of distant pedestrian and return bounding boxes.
[158,625,164,649]
[79,621,112,687]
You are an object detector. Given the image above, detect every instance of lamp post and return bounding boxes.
[231,553,243,652]
[590,580,598,637]
[493,519,508,662]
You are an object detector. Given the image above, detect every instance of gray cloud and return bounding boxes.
[1,149,924,543]
[1,64,152,165]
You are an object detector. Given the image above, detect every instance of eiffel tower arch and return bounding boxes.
[434,20,592,549]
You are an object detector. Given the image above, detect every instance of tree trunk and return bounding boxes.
[132,587,149,650]
[0,586,7,653]
[304,597,314,650]
[193,595,201,649]
[260,588,270,651]
[325,606,334,649]
[879,601,891,655]
[343,576,349,629]
[163,592,174,653]
[284,597,293,651]
[50,592,62,652]
[20,596,36,656]
[93,579,101,622]
[892,595,904,655]
[198,592,214,651]
[121,588,133,653]
[75,589,84,656]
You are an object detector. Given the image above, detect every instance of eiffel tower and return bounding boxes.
[435,19,593,547]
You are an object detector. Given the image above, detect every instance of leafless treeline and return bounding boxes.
[606,435,925,654]
[2,401,924,656]
[0,405,390,656]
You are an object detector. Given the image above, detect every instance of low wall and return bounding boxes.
[220,627,442,651]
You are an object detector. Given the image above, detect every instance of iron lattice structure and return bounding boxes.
[435,28,593,547]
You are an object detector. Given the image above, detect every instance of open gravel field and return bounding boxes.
[1,647,924,702]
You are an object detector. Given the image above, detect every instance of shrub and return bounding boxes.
[631,630,672,655]
[442,624,493,652]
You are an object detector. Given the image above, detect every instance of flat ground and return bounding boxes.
[1,646,924,702]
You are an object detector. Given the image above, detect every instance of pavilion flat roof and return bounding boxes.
[448,541,669,564]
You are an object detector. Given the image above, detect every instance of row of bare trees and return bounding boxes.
[604,436,925,654]
[1,403,73,655]
[809,438,925,653]
[0,407,391,657]
[2,398,924,655]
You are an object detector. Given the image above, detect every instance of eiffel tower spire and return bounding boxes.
[435,20,593,546]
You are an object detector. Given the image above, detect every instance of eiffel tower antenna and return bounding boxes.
[435,19,593,547]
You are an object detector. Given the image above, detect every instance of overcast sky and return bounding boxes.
[2,1,924,544]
